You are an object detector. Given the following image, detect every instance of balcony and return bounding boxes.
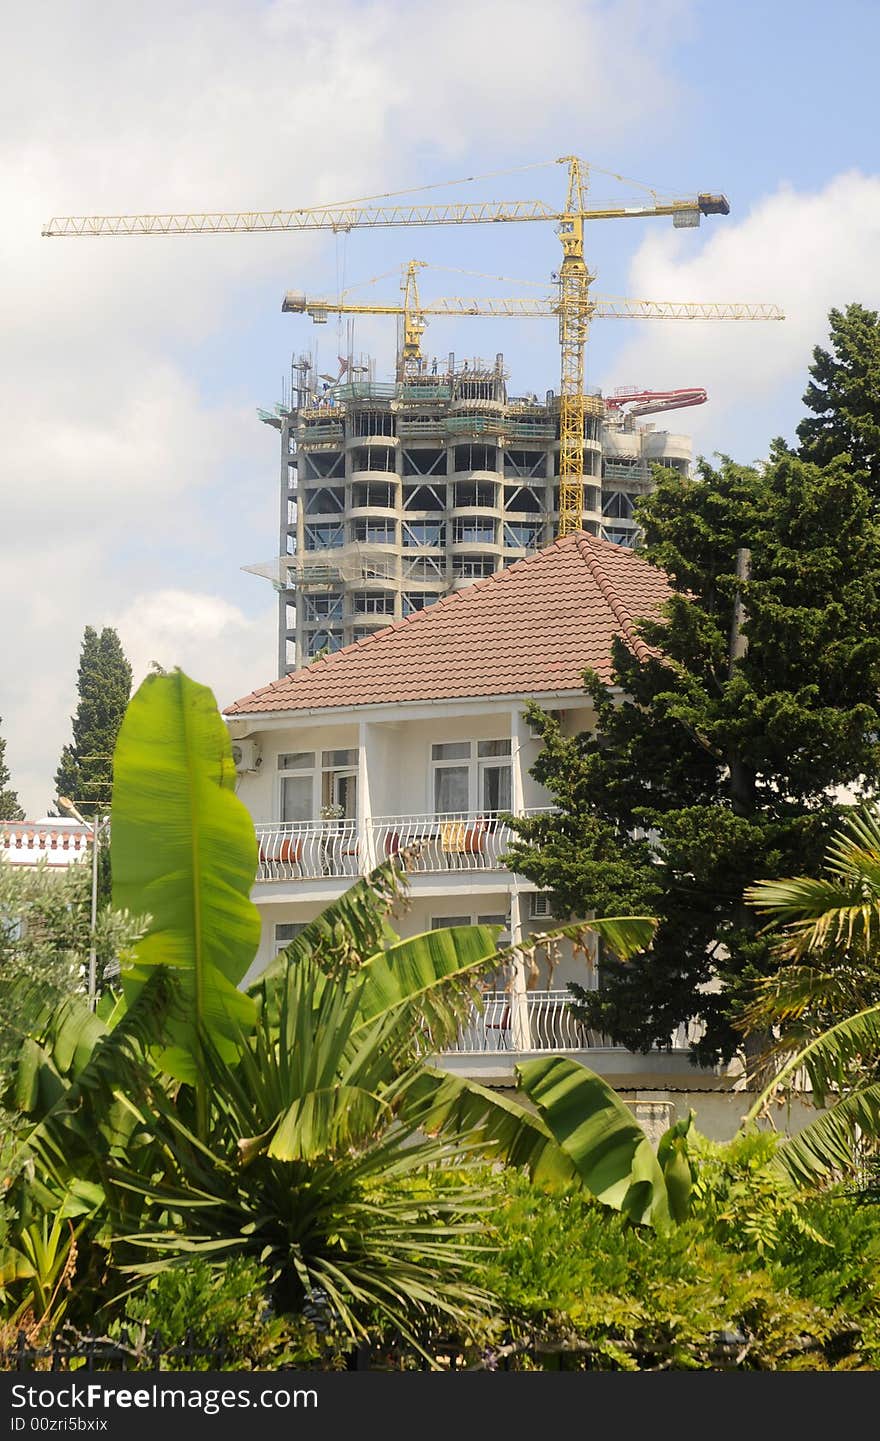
[254,811,546,884]
[256,820,359,881]
[371,811,516,873]
[445,991,701,1054]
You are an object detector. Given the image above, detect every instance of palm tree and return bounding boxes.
[740,804,880,1184]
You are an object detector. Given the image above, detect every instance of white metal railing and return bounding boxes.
[445,990,703,1054]
[370,811,514,873]
[255,820,359,881]
[254,809,553,884]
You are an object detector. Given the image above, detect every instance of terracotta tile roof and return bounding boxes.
[225,533,671,716]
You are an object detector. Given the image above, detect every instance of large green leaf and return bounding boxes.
[403,1067,577,1186]
[772,1083,880,1186]
[112,671,260,1101]
[251,858,409,997]
[517,1056,671,1227]
[354,925,501,1031]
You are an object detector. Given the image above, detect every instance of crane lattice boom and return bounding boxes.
[40,156,770,536]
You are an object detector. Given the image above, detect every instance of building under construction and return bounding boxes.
[258,352,696,674]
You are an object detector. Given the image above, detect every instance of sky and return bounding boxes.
[3,0,880,817]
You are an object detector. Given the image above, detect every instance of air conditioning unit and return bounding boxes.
[231,739,262,774]
[528,892,553,920]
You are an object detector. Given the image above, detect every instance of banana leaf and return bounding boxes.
[111,671,260,1112]
[517,1056,672,1227]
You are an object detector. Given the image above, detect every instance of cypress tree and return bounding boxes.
[797,302,880,494]
[506,440,880,1064]
[0,718,24,821]
[54,627,132,819]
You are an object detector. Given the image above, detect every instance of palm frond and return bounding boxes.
[773,1083,880,1186]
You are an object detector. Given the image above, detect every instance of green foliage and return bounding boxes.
[506,436,880,1062]
[468,1163,880,1369]
[798,302,880,494]
[112,670,261,1128]
[0,718,23,821]
[739,808,880,1187]
[0,858,143,1087]
[110,1257,323,1370]
[54,627,132,821]
[516,1055,678,1228]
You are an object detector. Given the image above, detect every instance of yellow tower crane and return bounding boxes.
[42,156,779,535]
[282,257,783,376]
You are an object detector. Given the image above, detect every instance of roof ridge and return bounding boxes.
[574,533,652,663]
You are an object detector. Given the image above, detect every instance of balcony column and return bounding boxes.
[358,720,377,874]
[508,704,532,1051]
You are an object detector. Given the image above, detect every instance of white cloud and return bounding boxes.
[605,171,880,458]
[113,589,276,712]
[1,0,697,816]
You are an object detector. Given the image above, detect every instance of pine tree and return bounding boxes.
[54,627,132,819]
[0,717,24,820]
[506,447,880,1063]
[797,302,880,493]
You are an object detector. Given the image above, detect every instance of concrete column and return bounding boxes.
[508,703,531,1050]
[358,720,376,875]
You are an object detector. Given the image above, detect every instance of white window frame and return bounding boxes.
[277,751,316,823]
[429,739,511,815]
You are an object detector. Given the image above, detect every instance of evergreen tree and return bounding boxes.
[0,717,24,821]
[797,302,880,492]
[54,627,132,819]
[506,448,880,1063]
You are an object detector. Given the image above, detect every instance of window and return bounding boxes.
[452,556,496,578]
[351,519,396,545]
[602,490,636,519]
[503,483,543,512]
[453,481,496,508]
[351,446,396,473]
[306,629,343,657]
[478,738,512,811]
[431,912,510,943]
[404,554,445,580]
[432,740,470,813]
[351,592,394,615]
[304,523,344,550]
[275,921,305,955]
[430,739,511,814]
[503,450,547,480]
[402,592,437,615]
[352,482,396,509]
[321,749,358,817]
[303,486,344,514]
[403,481,446,510]
[402,450,445,478]
[601,525,637,548]
[278,752,315,822]
[453,443,498,473]
[453,518,495,545]
[402,520,443,548]
[348,410,395,437]
[503,521,541,550]
[303,593,343,620]
[301,451,343,480]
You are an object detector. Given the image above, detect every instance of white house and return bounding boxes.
[1,818,92,869]
[226,532,802,1140]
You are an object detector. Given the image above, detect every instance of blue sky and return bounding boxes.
[3,0,880,815]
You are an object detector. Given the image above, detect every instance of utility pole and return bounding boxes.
[728,547,756,818]
[58,795,104,1011]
